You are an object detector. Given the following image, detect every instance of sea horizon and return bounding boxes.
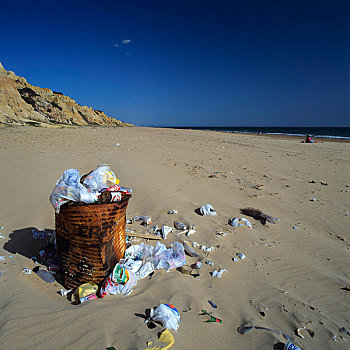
[160,126,350,140]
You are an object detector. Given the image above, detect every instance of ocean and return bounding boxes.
[165,127,350,140]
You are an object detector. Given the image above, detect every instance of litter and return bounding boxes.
[200,245,214,252]
[284,342,301,350]
[339,327,350,336]
[145,328,175,350]
[123,241,186,278]
[186,229,196,236]
[237,325,291,342]
[241,218,252,229]
[74,283,98,302]
[229,217,240,227]
[200,204,217,216]
[205,260,214,266]
[0,256,5,261]
[236,253,246,260]
[212,269,227,278]
[161,226,173,239]
[293,225,299,230]
[126,232,162,240]
[183,242,199,257]
[82,165,119,192]
[133,216,152,226]
[32,228,55,240]
[174,221,188,230]
[295,327,315,338]
[168,210,178,214]
[199,310,222,323]
[59,289,72,296]
[0,235,4,239]
[310,197,317,201]
[100,264,137,297]
[208,300,217,309]
[215,231,227,237]
[151,304,180,332]
[181,265,192,275]
[22,268,31,274]
[240,208,275,224]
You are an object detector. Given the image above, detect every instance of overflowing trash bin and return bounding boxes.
[50,165,132,289]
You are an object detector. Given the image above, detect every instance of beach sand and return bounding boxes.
[0,126,349,350]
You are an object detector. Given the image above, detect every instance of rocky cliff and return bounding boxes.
[0,62,133,127]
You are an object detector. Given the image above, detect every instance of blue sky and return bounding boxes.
[1,0,348,126]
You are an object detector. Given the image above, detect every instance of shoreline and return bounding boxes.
[157,126,350,143]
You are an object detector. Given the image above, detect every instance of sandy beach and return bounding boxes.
[0,125,349,350]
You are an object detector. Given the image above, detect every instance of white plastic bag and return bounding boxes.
[124,242,186,276]
[49,169,98,213]
[83,165,119,192]
[100,267,137,297]
[151,304,180,332]
[153,241,186,271]
[200,204,217,216]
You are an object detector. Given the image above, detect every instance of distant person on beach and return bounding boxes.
[305,134,314,143]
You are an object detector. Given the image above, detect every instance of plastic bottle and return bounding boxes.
[174,221,188,230]
[284,342,301,350]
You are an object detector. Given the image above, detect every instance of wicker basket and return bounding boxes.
[55,193,131,289]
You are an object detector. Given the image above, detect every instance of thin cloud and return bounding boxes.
[113,43,120,47]
[122,39,132,44]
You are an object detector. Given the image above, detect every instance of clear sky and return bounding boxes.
[1,0,348,126]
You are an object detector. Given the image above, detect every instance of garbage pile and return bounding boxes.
[49,165,132,213]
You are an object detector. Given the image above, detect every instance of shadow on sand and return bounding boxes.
[3,227,54,259]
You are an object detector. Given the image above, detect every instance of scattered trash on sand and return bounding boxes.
[236,253,246,260]
[241,217,252,229]
[240,208,275,224]
[229,217,240,227]
[167,210,178,215]
[161,226,173,239]
[59,289,72,296]
[22,268,31,274]
[200,204,217,216]
[145,328,175,350]
[339,327,350,336]
[310,197,317,201]
[174,221,189,230]
[150,304,180,332]
[211,269,227,278]
[183,242,199,257]
[199,310,222,323]
[133,216,152,226]
[181,265,192,275]
[74,283,98,303]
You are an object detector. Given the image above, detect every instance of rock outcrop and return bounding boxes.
[0,62,133,127]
